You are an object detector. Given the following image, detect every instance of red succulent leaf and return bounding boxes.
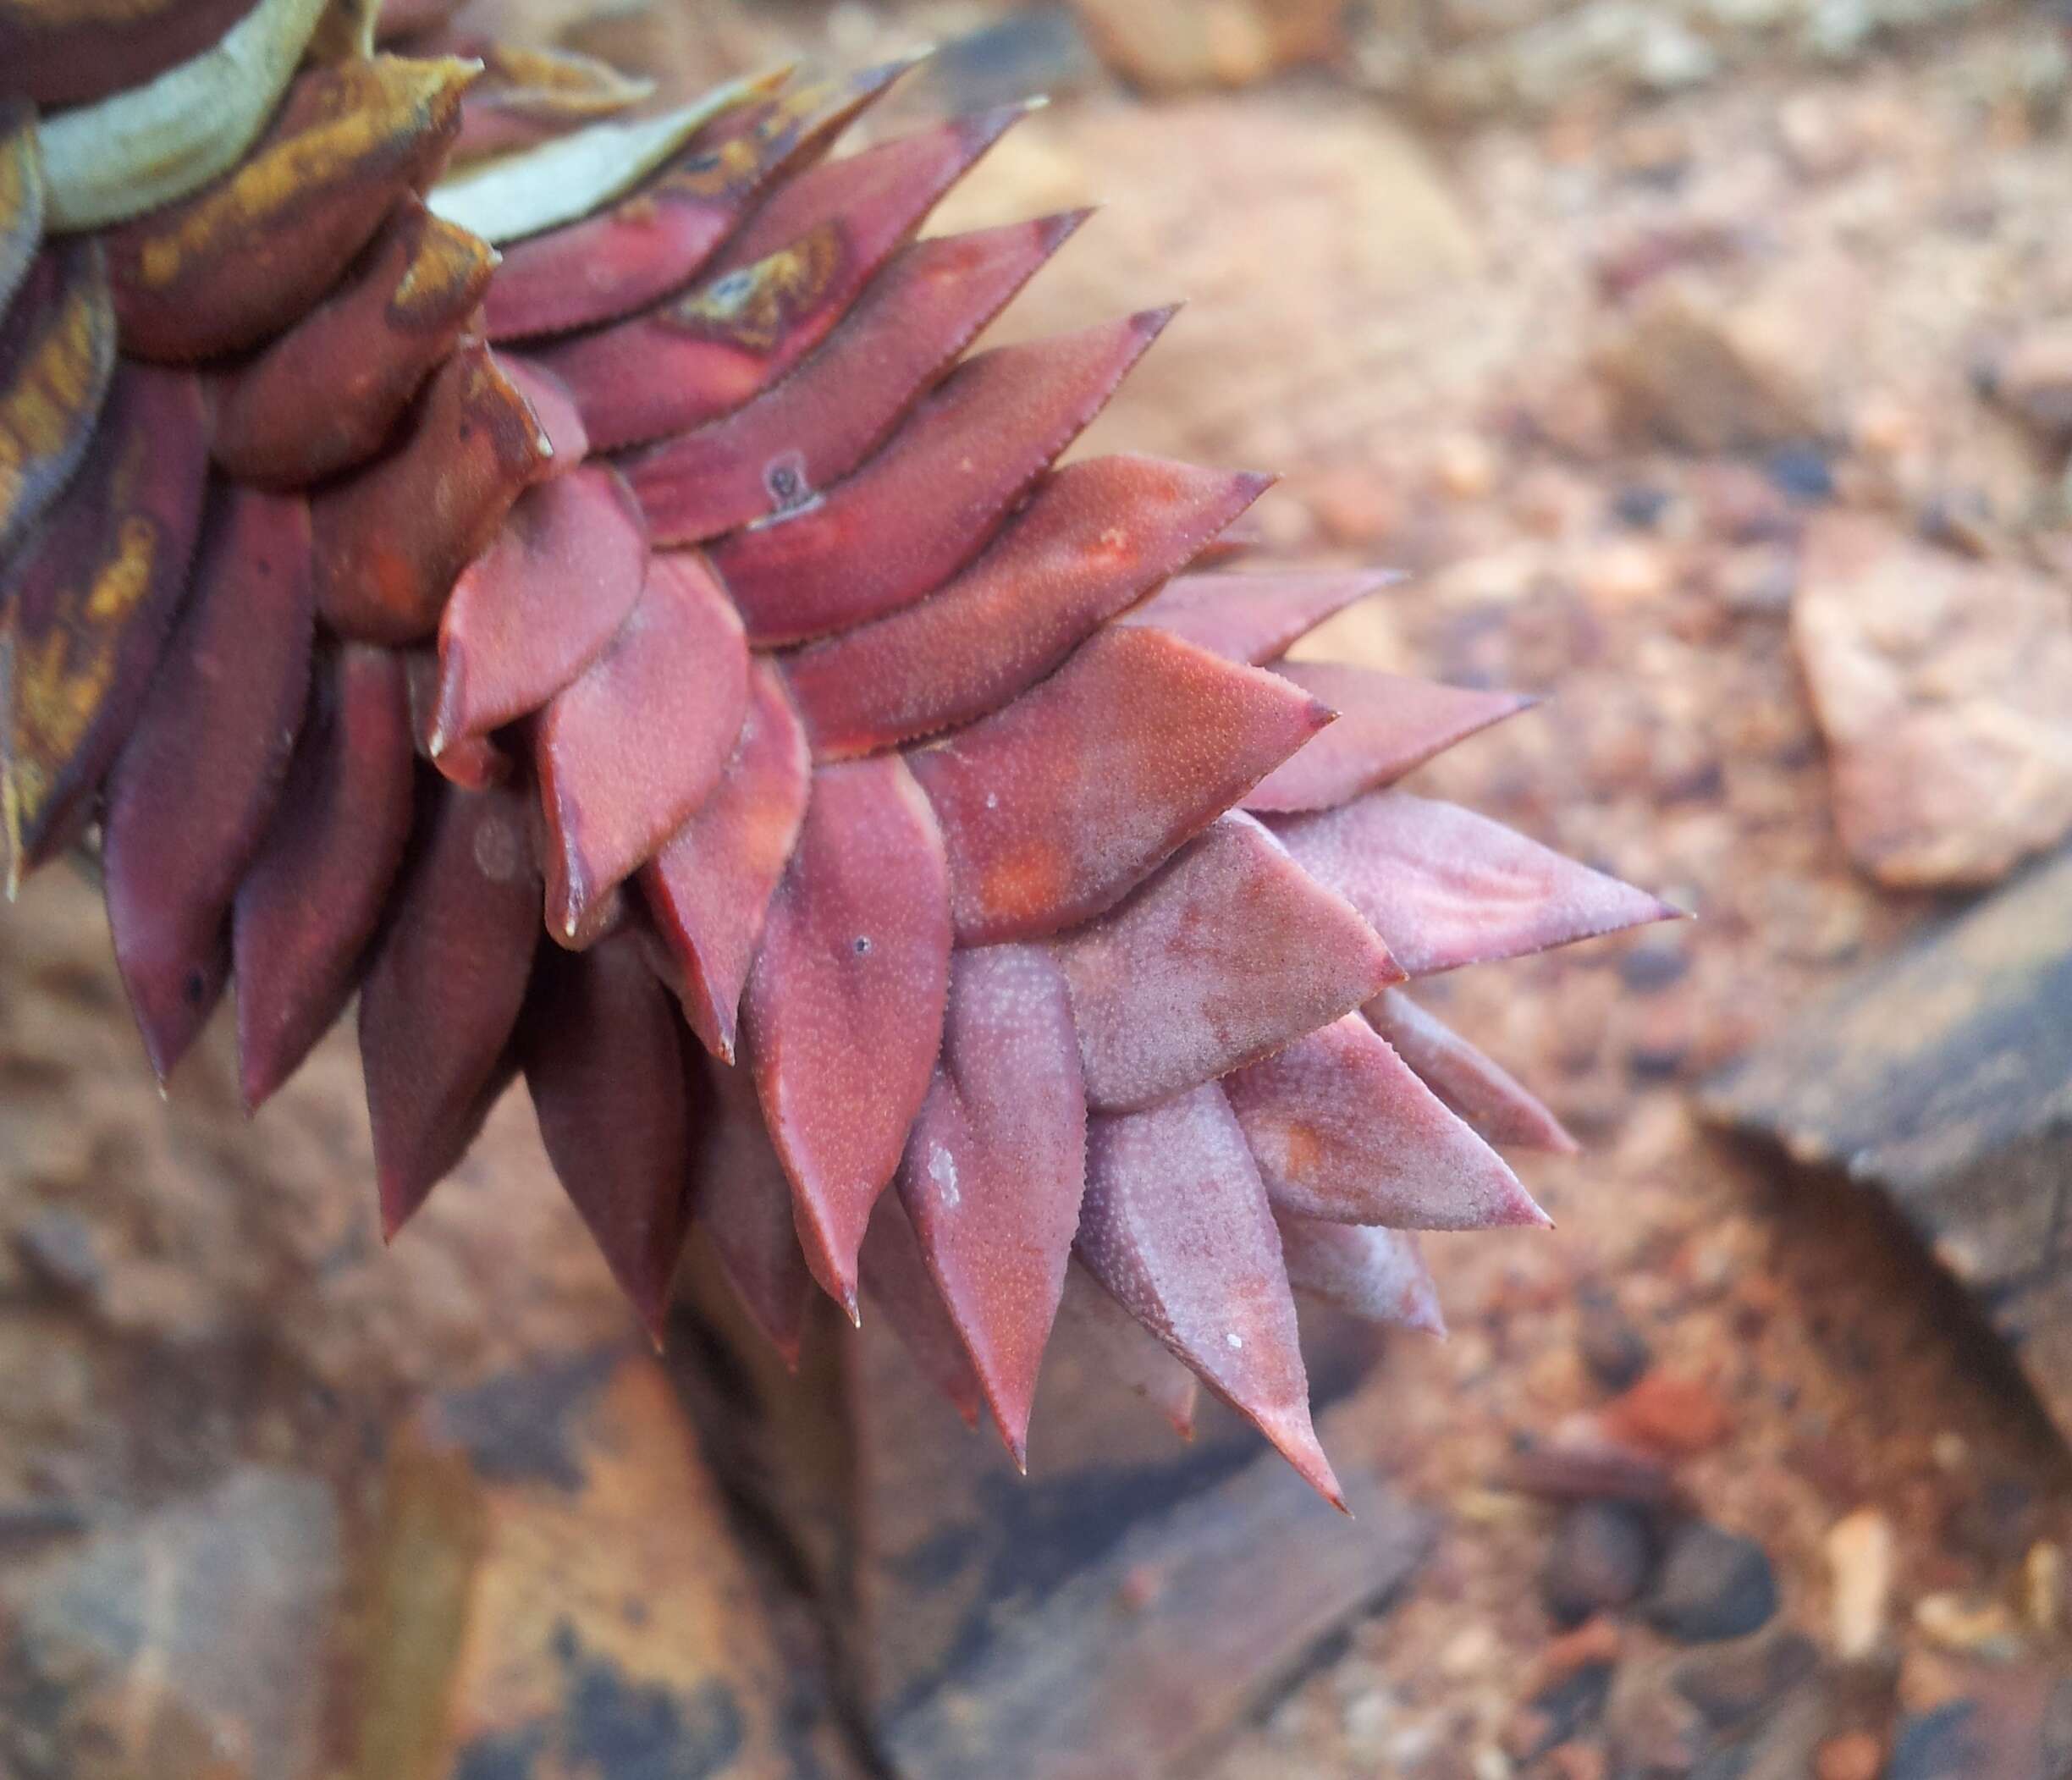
[690,1051,814,1369]
[2,364,208,883]
[430,463,646,753]
[1224,1013,1546,1230]
[490,352,589,475]
[311,339,551,642]
[360,775,540,1237]
[534,551,749,945]
[642,662,811,1064]
[447,41,655,165]
[1123,569,1397,664]
[1274,1215,1445,1337]
[743,754,951,1314]
[860,1189,985,1428]
[0,101,43,314]
[521,930,695,1343]
[404,648,511,790]
[1364,987,1579,1154]
[103,488,315,1083]
[716,311,1171,646]
[1058,1264,1199,1441]
[213,196,498,487]
[909,626,1332,945]
[1270,791,1680,976]
[1079,1084,1343,1508]
[482,61,911,341]
[234,642,416,1110]
[1245,664,1534,814]
[630,212,1089,548]
[106,56,476,362]
[785,456,1271,759]
[898,943,1088,1469]
[543,107,1033,450]
[1,0,253,108]
[1056,814,1402,1113]
[0,239,116,562]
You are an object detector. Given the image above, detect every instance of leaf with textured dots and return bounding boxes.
[1364,987,1578,1153]
[1274,1215,1444,1336]
[1122,569,1398,664]
[861,1189,985,1429]
[691,1050,814,1368]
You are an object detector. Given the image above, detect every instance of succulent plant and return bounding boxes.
[0,0,1675,1503]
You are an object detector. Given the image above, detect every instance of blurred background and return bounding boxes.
[6,2,2072,1776]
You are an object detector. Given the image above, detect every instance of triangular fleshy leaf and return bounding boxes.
[642,662,810,1064]
[404,648,510,791]
[430,463,647,754]
[212,195,498,488]
[3,365,208,884]
[897,944,1088,1469]
[0,101,45,316]
[480,61,910,340]
[450,41,655,165]
[743,755,951,1314]
[312,339,552,643]
[690,1051,813,1369]
[1274,1215,1445,1337]
[1056,814,1401,1113]
[104,54,474,362]
[0,239,115,563]
[359,776,540,1238]
[234,643,415,1110]
[534,551,749,945]
[1364,987,1578,1154]
[521,930,694,1344]
[541,106,1032,451]
[1077,1084,1342,1507]
[1224,1013,1546,1230]
[909,626,1332,945]
[103,488,315,1083]
[1122,570,1397,664]
[785,456,1271,758]
[1246,664,1534,814]
[1270,791,1680,975]
[5,0,259,112]
[1058,1264,1199,1441]
[492,353,589,475]
[860,1189,986,1428]
[629,212,1088,547]
[714,311,1170,645]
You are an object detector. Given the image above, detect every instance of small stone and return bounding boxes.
[1434,433,1500,501]
[1765,444,1834,504]
[1576,1297,1652,1394]
[1604,1656,1708,1772]
[1816,1731,1882,1780]
[1534,1615,1623,1688]
[1612,482,1673,531]
[1884,1701,1985,1780]
[1507,1436,1683,1508]
[1578,538,1672,611]
[1976,324,2072,445]
[1646,1523,1780,1644]
[2023,1541,2063,1634]
[1600,1373,1733,1458]
[12,1208,104,1298]
[1543,1501,1657,1626]
[1913,1591,2020,1657]
[1825,1508,1895,1662]
[1672,1627,1820,1728]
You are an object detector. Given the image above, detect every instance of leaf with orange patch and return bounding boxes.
[0,239,116,564]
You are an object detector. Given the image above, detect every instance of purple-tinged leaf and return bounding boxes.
[1058,1264,1199,1441]
[1225,1014,1547,1230]
[430,464,646,754]
[482,62,910,340]
[898,944,1087,1468]
[0,239,116,563]
[3,365,208,884]
[629,213,1088,546]
[104,488,315,1083]
[106,56,474,362]
[642,662,810,1063]
[910,627,1331,945]
[521,930,694,1343]
[534,551,749,945]
[0,100,44,317]
[492,352,588,476]
[861,1190,985,1429]
[212,196,497,487]
[1078,1085,1342,1507]
[1246,664,1533,813]
[715,311,1171,646]
[785,456,1270,758]
[360,776,540,1238]
[1122,570,1397,664]
[1270,792,1679,976]
[3,0,253,109]
[312,339,552,643]
[1057,814,1401,1112]
[449,40,654,165]
[1274,1215,1445,1336]
[541,107,1032,451]
[404,648,512,791]
[743,756,951,1314]
[1364,987,1577,1154]
[691,1050,813,1369]
[235,644,416,1110]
